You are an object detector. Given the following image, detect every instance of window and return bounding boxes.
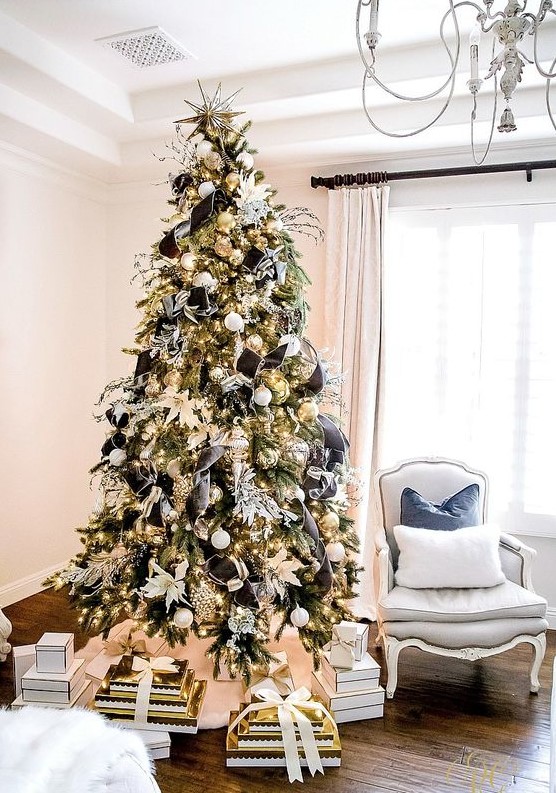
[382,203,556,536]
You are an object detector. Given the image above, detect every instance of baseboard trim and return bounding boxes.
[546,607,556,630]
[0,562,67,608]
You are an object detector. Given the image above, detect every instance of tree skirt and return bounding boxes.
[78,621,315,729]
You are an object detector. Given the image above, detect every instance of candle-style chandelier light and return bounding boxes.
[357,0,556,164]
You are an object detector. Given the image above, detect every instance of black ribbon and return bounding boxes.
[105,404,129,429]
[303,466,338,501]
[299,339,327,395]
[242,246,286,289]
[161,286,217,327]
[235,343,289,380]
[123,462,173,528]
[186,445,227,526]
[101,432,126,458]
[318,415,349,471]
[134,350,155,388]
[204,555,259,610]
[169,172,194,198]
[299,502,333,592]
[158,189,226,260]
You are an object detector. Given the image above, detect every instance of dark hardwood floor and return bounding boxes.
[2,589,554,792]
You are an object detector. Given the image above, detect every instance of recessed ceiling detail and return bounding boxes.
[96,26,194,68]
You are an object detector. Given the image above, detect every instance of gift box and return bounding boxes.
[21,658,86,704]
[35,632,74,674]
[12,644,36,699]
[134,729,171,760]
[321,651,380,693]
[85,625,167,684]
[335,620,369,662]
[93,654,206,734]
[311,671,384,723]
[328,623,357,669]
[244,651,296,703]
[11,679,92,710]
[226,687,341,783]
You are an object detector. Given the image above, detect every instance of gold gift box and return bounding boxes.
[94,679,207,734]
[226,713,341,767]
[246,699,327,732]
[95,668,195,715]
[235,713,337,749]
[105,655,189,695]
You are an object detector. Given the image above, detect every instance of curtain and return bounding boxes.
[324,186,390,619]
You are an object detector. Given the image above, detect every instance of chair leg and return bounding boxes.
[0,609,12,662]
[384,636,402,699]
[529,633,546,694]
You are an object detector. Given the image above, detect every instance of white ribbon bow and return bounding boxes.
[131,655,179,724]
[228,686,333,783]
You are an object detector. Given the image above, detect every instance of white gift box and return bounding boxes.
[35,632,74,674]
[12,644,36,698]
[21,659,86,703]
[329,623,357,669]
[336,620,369,662]
[245,651,296,703]
[321,651,380,693]
[312,671,384,722]
[134,729,171,760]
[12,679,92,710]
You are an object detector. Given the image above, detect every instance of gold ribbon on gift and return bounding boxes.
[228,686,334,783]
[250,658,295,697]
[131,655,179,724]
[103,629,147,658]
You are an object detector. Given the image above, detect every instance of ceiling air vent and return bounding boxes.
[96,27,195,68]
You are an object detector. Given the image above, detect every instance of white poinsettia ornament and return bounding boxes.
[142,560,189,610]
[157,387,202,427]
[235,172,272,208]
[267,548,303,598]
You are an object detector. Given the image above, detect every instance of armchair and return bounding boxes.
[0,609,11,662]
[374,458,548,699]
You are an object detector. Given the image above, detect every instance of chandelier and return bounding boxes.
[357,0,556,164]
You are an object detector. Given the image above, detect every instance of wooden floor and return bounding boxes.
[1,589,554,793]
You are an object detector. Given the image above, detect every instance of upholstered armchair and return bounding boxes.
[0,609,11,662]
[374,458,548,699]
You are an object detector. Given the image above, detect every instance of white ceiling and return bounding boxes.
[0,0,554,183]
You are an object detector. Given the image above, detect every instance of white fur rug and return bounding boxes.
[0,707,160,793]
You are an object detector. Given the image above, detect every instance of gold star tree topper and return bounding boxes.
[175,82,244,138]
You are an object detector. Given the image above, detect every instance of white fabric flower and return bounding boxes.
[142,560,189,611]
[267,548,303,586]
[157,387,201,428]
[235,173,272,208]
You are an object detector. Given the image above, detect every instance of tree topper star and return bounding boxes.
[175,82,244,138]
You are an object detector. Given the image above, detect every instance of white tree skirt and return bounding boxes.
[78,620,316,729]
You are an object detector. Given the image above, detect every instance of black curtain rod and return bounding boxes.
[310,159,556,189]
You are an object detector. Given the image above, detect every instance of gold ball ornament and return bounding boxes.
[214,236,234,258]
[319,511,340,532]
[297,398,319,423]
[216,212,236,233]
[230,249,243,266]
[246,334,264,351]
[209,366,226,383]
[283,439,309,467]
[145,379,162,398]
[256,447,280,469]
[260,370,290,404]
[209,484,223,504]
[204,151,222,170]
[225,172,241,191]
[166,459,182,479]
[189,580,221,624]
[164,370,183,390]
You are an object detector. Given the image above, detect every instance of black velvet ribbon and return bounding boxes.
[299,502,333,592]
[186,445,227,526]
[134,350,155,388]
[158,189,226,260]
[235,343,289,380]
[123,462,173,528]
[318,415,349,471]
[105,404,129,429]
[303,466,338,501]
[170,172,194,198]
[101,432,126,458]
[242,246,286,289]
[299,339,327,395]
[204,555,259,610]
[161,286,217,327]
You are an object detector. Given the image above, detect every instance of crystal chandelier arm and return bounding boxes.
[358,1,461,102]
[361,67,457,138]
[533,6,556,78]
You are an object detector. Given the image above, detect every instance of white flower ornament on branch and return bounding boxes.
[142,560,189,611]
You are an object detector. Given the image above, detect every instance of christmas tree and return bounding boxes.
[54,85,360,678]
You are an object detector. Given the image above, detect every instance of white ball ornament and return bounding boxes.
[193,271,218,290]
[326,542,346,563]
[224,312,244,332]
[294,487,306,502]
[211,528,231,550]
[173,608,194,629]
[253,386,272,407]
[290,606,310,628]
[198,181,216,199]
[180,252,196,271]
[196,140,213,158]
[279,334,301,357]
[109,448,126,467]
[237,151,254,171]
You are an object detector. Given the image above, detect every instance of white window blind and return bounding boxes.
[382,203,556,536]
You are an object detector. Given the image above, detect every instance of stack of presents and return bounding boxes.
[10,620,385,780]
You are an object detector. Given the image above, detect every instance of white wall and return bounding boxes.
[0,148,107,604]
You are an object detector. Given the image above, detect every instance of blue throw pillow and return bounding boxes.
[400,484,480,530]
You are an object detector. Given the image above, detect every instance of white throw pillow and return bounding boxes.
[393,523,506,589]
